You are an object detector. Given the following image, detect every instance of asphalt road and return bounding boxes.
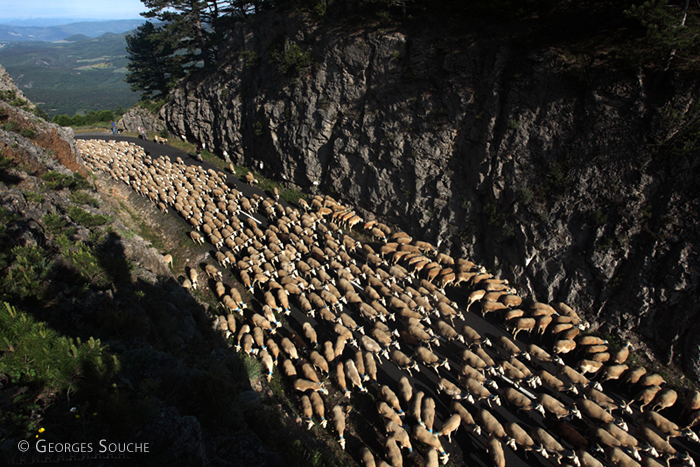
[76,134,700,467]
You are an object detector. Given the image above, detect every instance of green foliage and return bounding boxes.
[0,302,118,437]
[135,99,167,115]
[70,191,100,208]
[20,128,37,139]
[40,171,91,190]
[518,186,534,205]
[624,0,700,70]
[22,190,45,204]
[314,1,327,18]
[42,213,75,238]
[240,50,259,67]
[275,43,315,76]
[68,206,109,228]
[52,106,123,128]
[1,245,54,301]
[60,239,107,286]
[0,34,140,118]
[592,209,608,227]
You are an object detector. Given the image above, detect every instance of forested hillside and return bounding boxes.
[0,32,140,117]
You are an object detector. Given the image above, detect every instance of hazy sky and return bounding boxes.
[2,0,146,21]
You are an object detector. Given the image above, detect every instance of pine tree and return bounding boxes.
[125,21,185,98]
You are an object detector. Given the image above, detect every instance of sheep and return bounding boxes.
[528,343,562,365]
[477,407,507,440]
[301,395,315,429]
[364,351,378,383]
[626,385,662,412]
[450,401,481,436]
[601,364,630,383]
[281,358,297,378]
[640,410,700,443]
[508,317,537,340]
[259,349,274,382]
[558,364,591,390]
[422,397,437,433]
[425,449,439,467]
[486,435,506,467]
[434,320,464,344]
[537,369,577,393]
[411,425,449,464]
[386,420,413,453]
[380,385,405,417]
[460,349,488,372]
[377,401,403,427]
[415,347,449,373]
[437,377,467,400]
[396,376,412,407]
[577,358,605,375]
[301,363,321,384]
[535,393,580,419]
[335,361,349,397]
[576,398,615,424]
[504,421,537,452]
[309,351,329,375]
[390,349,419,376]
[634,426,678,459]
[360,447,376,467]
[624,366,648,385]
[435,414,461,444]
[576,449,606,467]
[190,231,205,244]
[584,386,628,413]
[302,322,318,348]
[495,335,527,360]
[459,363,487,383]
[604,422,640,450]
[530,427,577,464]
[554,338,578,355]
[461,325,490,347]
[384,436,403,467]
[309,391,328,428]
[294,378,328,394]
[649,388,677,412]
[280,337,300,361]
[613,341,633,364]
[604,446,641,467]
[501,387,535,412]
[462,377,501,406]
[331,405,347,450]
[345,358,367,393]
[578,335,608,346]
[497,360,528,387]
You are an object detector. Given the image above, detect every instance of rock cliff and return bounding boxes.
[160,11,700,378]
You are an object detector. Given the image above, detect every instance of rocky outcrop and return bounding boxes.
[161,11,700,378]
[118,106,166,134]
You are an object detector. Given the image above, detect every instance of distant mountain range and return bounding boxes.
[0,19,147,42]
[0,29,142,117]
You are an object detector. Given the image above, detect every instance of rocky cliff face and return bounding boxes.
[161,12,700,378]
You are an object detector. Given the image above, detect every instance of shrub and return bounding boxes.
[0,301,119,436]
[22,190,45,203]
[67,206,108,228]
[61,240,106,286]
[41,171,90,190]
[1,244,54,301]
[70,191,100,208]
[276,43,314,76]
[20,128,37,139]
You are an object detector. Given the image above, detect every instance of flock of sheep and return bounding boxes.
[76,138,700,467]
